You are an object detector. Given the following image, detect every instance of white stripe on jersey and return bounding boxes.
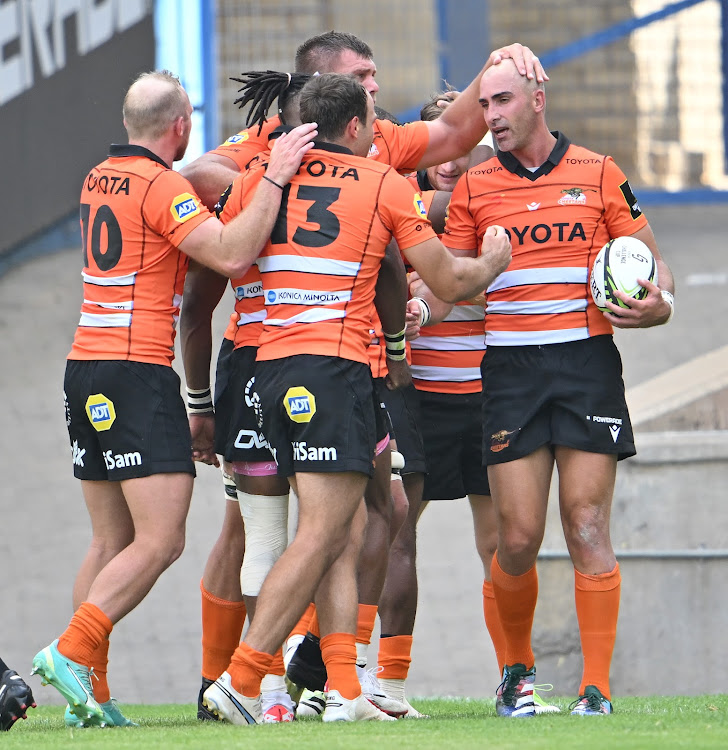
[486,299,588,315]
[257,255,360,277]
[264,288,352,306]
[234,281,264,299]
[411,364,482,382]
[485,327,589,346]
[83,299,134,311]
[236,309,267,326]
[410,334,485,352]
[79,312,132,328]
[443,305,485,322]
[82,271,137,286]
[265,308,347,326]
[488,266,587,293]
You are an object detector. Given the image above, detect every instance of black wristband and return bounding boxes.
[262,174,285,190]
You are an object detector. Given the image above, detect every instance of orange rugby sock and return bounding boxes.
[308,610,320,639]
[267,647,285,677]
[574,563,621,700]
[88,637,111,704]
[58,601,113,667]
[288,603,316,640]
[482,579,507,676]
[321,633,359,700]
[200,580,247,681]
[490,556,538,669]
[356,604,378,645]
[228,642,273,698]
[377,635,412,680]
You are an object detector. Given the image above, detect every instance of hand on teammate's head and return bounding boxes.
[489,43,549,83]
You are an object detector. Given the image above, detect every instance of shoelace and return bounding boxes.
[77,665,96,695]
[496,669,521,704]
[359,666,384,694]
[569,692,604,712]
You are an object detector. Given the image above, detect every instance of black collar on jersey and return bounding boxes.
[496,131,570,181]
[109,144,169,169]
[268,126,354,156]
[416,170,434,192]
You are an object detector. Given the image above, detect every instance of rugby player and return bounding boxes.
[443,58,674,717]
[200,72,511,725]
[30,70,316,727]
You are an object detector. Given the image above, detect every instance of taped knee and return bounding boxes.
[239,493,289,596]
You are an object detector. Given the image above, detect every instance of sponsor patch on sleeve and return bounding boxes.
[222,131,250,146]
[413,192,428,220]
[619,179,643,221]
[170,193,201,223]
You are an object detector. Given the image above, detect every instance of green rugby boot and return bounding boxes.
[65,698,137,727]
[31,640,105,726]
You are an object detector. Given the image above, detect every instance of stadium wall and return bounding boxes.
[216,0,727,197]
[0,0,156,260]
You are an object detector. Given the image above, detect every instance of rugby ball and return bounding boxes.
[590,236,657,312]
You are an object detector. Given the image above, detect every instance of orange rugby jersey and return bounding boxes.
[214,119,431,354]
[239,142,436,364]
[209,118,280,346]
[70,145,212,366]
[403,175,485,394]
[217,178,269,350]
[209,117,281,171]
[444,133,648,347]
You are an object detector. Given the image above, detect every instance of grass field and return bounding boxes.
[4,696,727,749]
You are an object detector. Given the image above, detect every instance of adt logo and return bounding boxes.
[224,131,249,145]
[170,193,201,223]
[267,290,277,303]
[284,386,317,423]
[85,393,116,432]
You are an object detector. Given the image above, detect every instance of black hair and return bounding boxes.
[230,70,311,134]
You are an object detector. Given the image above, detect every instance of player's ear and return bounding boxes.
[533,88,546,113]
[346,116,360,139]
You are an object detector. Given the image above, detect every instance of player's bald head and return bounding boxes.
[123,70,190,140]
[480,57,542,100]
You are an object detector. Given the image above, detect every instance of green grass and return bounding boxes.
[5,696,727,749]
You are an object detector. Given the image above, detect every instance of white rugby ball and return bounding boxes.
[590,236,657,312]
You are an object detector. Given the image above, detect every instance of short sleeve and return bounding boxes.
[142,170,213,246]
[602,157,649,237]
[206,118,278,171]
[378,170,437,251]
[371,119,430,173]
[442,173,478,250]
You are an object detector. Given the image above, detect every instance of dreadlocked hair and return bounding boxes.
[231,70,311,134]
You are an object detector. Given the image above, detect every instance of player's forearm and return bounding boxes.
[215,179,286,277]
[417,70,488,170]
[180,263,229,389]
[656,259,675,294]
[437,255,500,303]
[408,277,454,326]
[180,321,214,391]
[375,239,408,335]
